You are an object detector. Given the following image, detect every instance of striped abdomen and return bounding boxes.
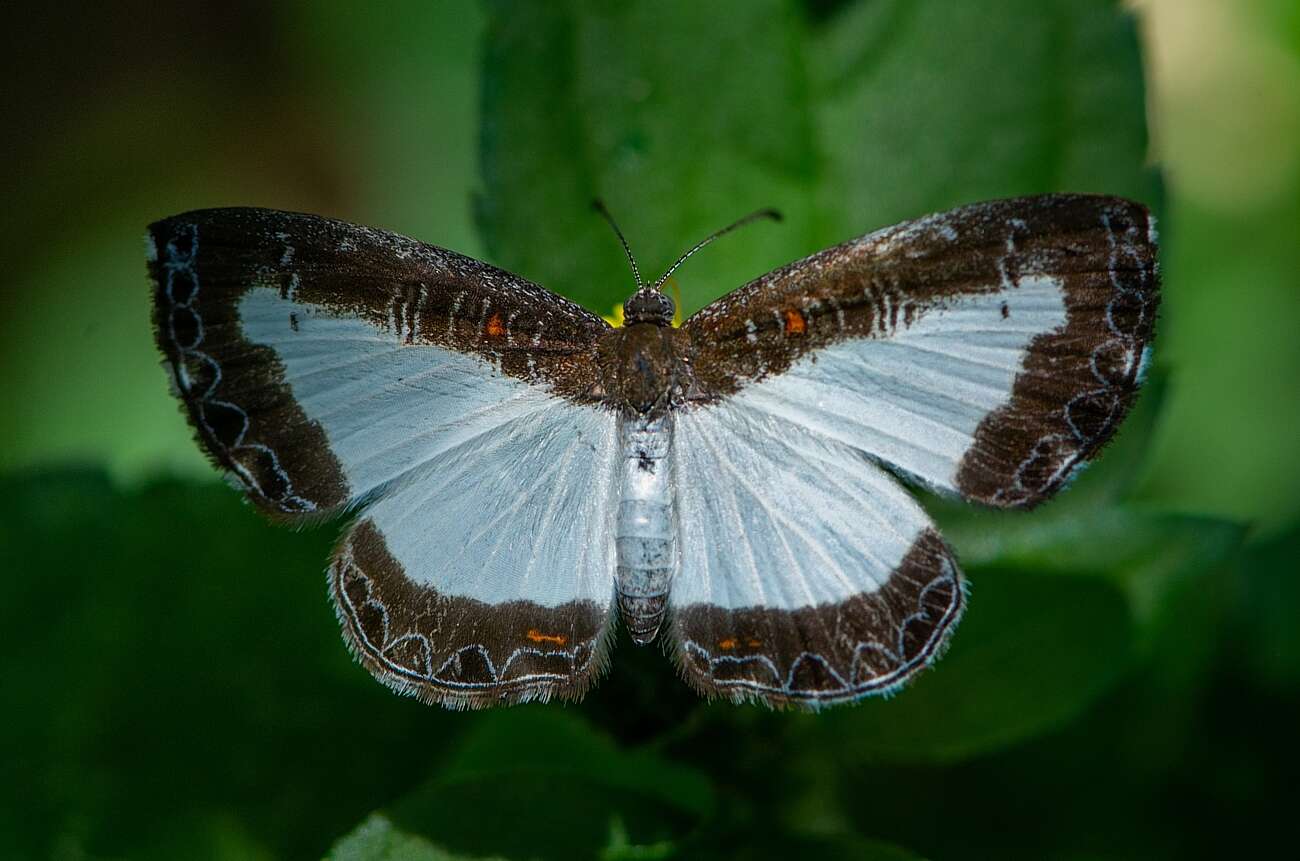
[615,414,676,644]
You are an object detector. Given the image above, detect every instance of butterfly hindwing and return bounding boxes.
[669,400,964,707]
[148,208,619,706]
[148,207,609,517]
[683,194,1159,508]
[331,398,620,707]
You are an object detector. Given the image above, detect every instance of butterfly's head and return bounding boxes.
[592,197,780,328]
[622,288,676,327]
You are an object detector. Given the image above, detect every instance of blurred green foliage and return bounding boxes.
[2,1,1298,859]
[478,0,1155,316]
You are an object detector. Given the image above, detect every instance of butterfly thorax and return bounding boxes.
[596,321,697,417]
[599,308,693,644]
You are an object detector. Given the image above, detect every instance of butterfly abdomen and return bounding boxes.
[615,414,676,644]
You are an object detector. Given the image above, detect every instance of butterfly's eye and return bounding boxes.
[623,289,675,326]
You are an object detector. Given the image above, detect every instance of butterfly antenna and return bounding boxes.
[592,199,644,291]
[652,208,783,292]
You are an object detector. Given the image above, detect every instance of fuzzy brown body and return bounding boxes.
[595,308,694,643]
[596,322,698,417]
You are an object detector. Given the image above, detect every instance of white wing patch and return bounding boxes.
[240,286,553,504]
[731,275,1067,494]
[673,400,934,611]
[361,400,618,606]
[238,285,619,607]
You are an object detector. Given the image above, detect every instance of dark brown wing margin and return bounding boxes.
[332,521,613,709]
[147,208,609,517]
[682,194,1160,508]
[669,529,964,708]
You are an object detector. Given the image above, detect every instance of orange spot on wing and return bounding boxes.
[746,638,762,647]
[526,628,567,646]
[485,312,505,338]
[718,638,738,650]
[783,307,806,335]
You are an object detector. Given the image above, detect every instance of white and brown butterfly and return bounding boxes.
[147,193,1158,709]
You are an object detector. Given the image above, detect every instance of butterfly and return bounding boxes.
[147,193,1159,710]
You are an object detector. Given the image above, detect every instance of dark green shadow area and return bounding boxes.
[0,472,441,859]
[340,709,713,861]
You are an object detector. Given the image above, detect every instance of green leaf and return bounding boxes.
[478,0,1156,319]
[823,569,1133,763]
[942,508,1245,628]
[1231,524,1300,691]
[478,0,820,316]
[810,0,1157,227]
[108,812,277,861]
[0,471,457,860]
[1136,193,1300,532]
[328,709,714,861]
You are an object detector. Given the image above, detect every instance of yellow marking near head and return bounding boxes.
[602,304,626,328]
[485,312,505,338]
[665,278,683,327]
[718,637,738,650]
[746,638,761,647]
[526,628,567,646]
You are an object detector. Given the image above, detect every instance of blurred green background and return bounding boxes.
[3,1,1298,859]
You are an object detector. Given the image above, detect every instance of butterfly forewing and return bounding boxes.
[148,208,618,706]
[149,208,609,516]
[683,194,1159,508]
